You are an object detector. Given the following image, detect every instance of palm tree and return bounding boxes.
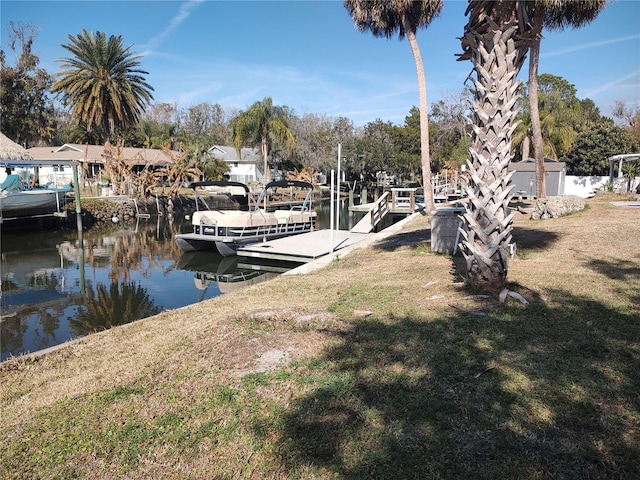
[458,1,534,294]
[344,0,443,213]
[70,281,161,335]
[52,29,154,144]
[621,161,638,193]
[526,0,607,198]
[229,96,295,182]
[513,102,578,161]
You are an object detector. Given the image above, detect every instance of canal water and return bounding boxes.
[0,199,359,361]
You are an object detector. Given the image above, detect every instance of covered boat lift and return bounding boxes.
[1,132,82,223]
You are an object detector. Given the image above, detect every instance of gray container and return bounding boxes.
[430,207,465,254]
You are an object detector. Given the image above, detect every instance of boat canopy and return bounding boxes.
[264,180,314,190]
[1,174,26,192]
[187,180,251,193]
[188,180,253,212]
[255,180,315,212]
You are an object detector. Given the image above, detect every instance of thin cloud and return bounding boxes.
[583,69,640,98]
[143,0,205,51]
[542,33,640,58]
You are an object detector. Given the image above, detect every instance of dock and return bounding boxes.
[237,229,373,263]
[237,189,419,263]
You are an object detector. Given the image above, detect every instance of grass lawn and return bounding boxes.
[1,193,639,479]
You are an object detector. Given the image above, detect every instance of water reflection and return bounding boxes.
[178,251,280,299]
[1,200,358,360]
[68,281,162,336]
[0,215,292,361]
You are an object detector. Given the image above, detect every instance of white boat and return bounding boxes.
[0,174,70,219]
[175,180,317,256]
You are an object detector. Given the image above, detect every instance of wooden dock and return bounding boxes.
[237,229,373,263]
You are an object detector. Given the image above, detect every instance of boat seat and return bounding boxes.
[274,210,292,223]
[193,210,245,226]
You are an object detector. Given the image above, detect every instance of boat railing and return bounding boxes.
[300,188,314,212]
[226,215,314,238]
[253,180,315,213]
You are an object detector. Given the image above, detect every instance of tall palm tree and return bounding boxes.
[229,96,295,182]
[458,0,534,294]
[344,0,443,213]
[52,29,154,144]
[526,0,607,198]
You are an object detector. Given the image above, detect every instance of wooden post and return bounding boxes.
[72,163,83,233]
[73,162,85,294]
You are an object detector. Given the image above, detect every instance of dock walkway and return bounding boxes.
[237,229,373,263]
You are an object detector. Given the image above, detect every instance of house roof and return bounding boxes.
[208,145,261,163]
[26,143,179,166]
[0,132,33,163]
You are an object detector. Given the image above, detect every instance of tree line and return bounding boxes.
[2,20,637,192]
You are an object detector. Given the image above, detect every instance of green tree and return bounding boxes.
[392,108,422,182]
[360,119,397,182]
[51,29,154,144]
[0,22,55,146]
[185,140,229,181]
[459,0,534,294]
[525,0,607,198]
[621,161,638,192]
[344,0,444,213]
[229,96,295,182]
[514,74,603,161]
[563,120,639,176]
[428,90,472,171]
[514,88,579,162]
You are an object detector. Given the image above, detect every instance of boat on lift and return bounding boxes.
[0,174,70,220]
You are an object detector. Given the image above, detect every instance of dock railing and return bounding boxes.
[390,187,417,211]
[351,191,390,233]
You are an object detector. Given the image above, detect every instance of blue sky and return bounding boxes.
[2,0,639,126]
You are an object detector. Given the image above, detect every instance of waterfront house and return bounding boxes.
[20,144,176,188]
[207,145,265,184]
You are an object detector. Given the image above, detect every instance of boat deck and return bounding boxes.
[237,229,373,263]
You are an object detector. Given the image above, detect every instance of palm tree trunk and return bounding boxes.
[459,15,528,295]
[401,15,435,213]
[529,10,546,199]
[521,136,530,162]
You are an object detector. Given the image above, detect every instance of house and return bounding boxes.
[207,145,264,184]
[508,158,566,198]
[18,143,177,188]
